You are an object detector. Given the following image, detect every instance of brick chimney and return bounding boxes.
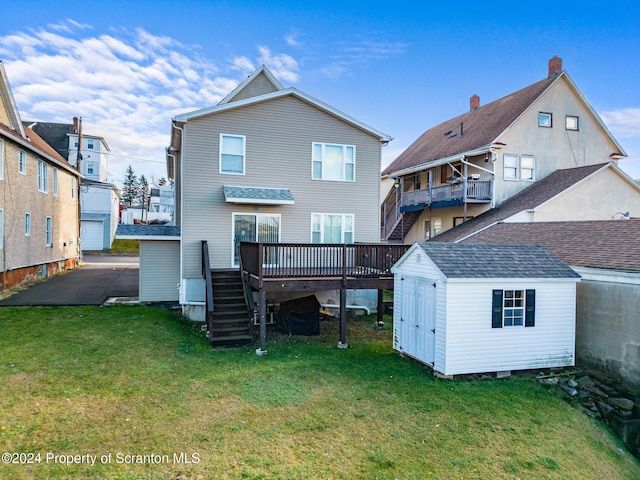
[548,55,563,78]
[470,94,480,111]
[73,116,79,133]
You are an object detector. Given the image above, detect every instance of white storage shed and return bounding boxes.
[391,243,581,377]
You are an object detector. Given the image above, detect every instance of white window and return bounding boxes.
[46,217,52,246]
[19,149,26,174]
[432,218,442,237]
[38,161,48,192]
[220,134,245,174]
[503,290,525,326]
[25,213,31,236]
[311,213,354,243]
[0,140,4,180]
[312,143,355,181]
[538,112,552,127]
[53,168,58,196]
[566,115,579,131]
[504,154,535,181]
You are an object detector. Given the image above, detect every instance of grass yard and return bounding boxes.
[0,306,638,479]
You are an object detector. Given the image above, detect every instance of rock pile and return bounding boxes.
[537,369,640,458]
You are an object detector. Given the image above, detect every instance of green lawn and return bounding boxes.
[0,306,638,479]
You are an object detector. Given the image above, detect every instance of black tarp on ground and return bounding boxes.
[276,295,320,335]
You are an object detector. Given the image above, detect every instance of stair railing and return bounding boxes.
[201,240,214,338]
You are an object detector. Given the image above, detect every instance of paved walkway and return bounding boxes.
[0,255,139,306]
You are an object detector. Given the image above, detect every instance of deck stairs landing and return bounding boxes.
[208,270,253,347]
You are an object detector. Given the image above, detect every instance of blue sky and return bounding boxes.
[2,1,639,185]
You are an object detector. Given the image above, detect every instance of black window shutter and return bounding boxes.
[525,289,536,327]
[492,290,503,328]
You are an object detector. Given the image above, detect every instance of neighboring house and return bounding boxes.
[455,220,640,387]
[0,60,81,290]
[161,64,392,326]
[120,185,174,225]
[26,118,119,251]
[391,243,580,377]
[381,56,628,243]
[431,162,640,243]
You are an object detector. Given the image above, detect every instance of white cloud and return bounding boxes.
[257,46,299,83]
[601,108,640,138]
[0,22,301,186]
[284,31,301,48]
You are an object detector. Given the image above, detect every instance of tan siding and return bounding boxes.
[232,73,279,102]
[140,241,180,301]
[181,95,383,276]
[0,136,79,272]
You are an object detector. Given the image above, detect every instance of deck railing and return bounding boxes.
[401,180,492,208]
[240,242,410,282]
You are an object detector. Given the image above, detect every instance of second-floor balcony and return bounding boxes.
[400,179,492,211]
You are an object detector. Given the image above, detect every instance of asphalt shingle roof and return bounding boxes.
[116,224,180,237]
[382,76,556,177]
[223,185,294,203]
[460,220,640,273]
[416,242,580,279]
[431,163,608,243]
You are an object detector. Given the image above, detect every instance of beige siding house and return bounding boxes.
[382,56,628,243]
[165,65,391,320]
[0,61,81,290]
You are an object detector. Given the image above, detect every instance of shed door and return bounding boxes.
[80,220,103,250]
[399,276,436,364]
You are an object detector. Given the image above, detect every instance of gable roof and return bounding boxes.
[382,69,626,177]
[431,163,611,243]
[460,220,640,273]
[172,65,392,142]
[0,60,25,138]
[413,242,579,279]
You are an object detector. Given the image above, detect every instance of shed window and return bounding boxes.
[492,289,535,328]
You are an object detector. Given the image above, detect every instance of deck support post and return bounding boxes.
[337,287,348,348]
[377,289,384,329]
[256,289,268,356]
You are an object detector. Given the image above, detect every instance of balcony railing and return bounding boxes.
[401,180,492,208]
[240,242,410,283]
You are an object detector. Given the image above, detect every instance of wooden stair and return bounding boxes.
[386,210,422,242]
[207,270,253,348]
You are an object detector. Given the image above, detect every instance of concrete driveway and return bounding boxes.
[0,255,139,306]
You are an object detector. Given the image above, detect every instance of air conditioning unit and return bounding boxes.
[469,174,481,180]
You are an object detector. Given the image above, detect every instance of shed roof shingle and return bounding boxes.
[416,243,580,279]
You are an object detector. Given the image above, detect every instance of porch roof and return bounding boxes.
[223,185,294,205]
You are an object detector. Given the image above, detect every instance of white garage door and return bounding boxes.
[81,220,104,250]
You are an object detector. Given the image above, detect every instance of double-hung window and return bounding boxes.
[45,217,52,247]
[492,289,536,328]
[312,143,355,181]
[220,134,245,174]
[38,161,48,192]
[311,213,354,243]
[504,154,535,181]
[53,168,58,196]
[19,149,26,174]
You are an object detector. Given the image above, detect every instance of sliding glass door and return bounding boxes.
[233,213,281,266]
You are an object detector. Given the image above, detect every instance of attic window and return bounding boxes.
[565,115,579,131]
[538,112,552,128]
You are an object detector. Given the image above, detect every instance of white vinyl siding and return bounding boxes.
[220,134,245,174]
[312,143,355,181]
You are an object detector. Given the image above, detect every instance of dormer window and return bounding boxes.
[538,112,552,128]
[565,115,579,131]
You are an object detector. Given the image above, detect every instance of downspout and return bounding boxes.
[171,120,185,299]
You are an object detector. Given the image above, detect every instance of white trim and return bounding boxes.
[571,266,640,285]
[219,133,246,175]
[18,148,26,175]
[310,212,355,243]
[225,197,294,205]
[311,142,356,182]
[231,212,282,268]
